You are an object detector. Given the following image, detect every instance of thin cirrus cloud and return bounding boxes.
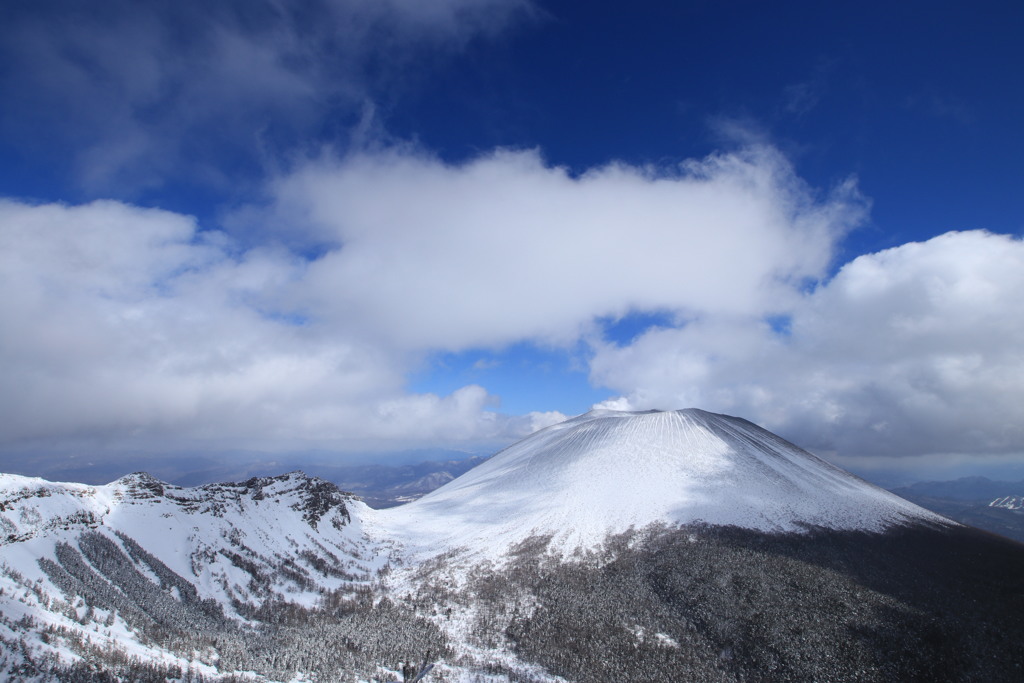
[1,142,866,456]
[0,0,532,193]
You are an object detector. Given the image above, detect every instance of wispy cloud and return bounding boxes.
[0,0,532,194]
[781,60,833,117]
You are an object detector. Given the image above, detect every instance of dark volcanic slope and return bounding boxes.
[452,522,1024,683]
[383,409,1024,681]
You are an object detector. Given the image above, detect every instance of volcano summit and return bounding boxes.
[384,408,945,558]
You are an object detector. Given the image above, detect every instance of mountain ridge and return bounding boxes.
[2,409,1023,682]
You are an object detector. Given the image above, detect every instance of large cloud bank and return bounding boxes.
[269,145,859,349]
[2,142,1021,462]
[0,197,532,453]
[2,2,1020,471]
[1,144,863,454]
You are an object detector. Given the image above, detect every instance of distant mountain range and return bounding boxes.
[992,495,1024,510]
[0,448,492,495]
[889,476,1024,543]
[2,409,1023,681]
[891,476,1024,501]
[306,455,491,508]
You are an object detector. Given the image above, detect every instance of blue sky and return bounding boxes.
[2,0,1023,482]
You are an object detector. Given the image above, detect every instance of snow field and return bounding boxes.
[382,409,948,562]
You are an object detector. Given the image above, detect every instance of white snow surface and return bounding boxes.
[382,409,947,559]
[0,471,387,609]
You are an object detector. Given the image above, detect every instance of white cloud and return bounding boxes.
[526,410,569,432]
[0,199,521,454]
[591,397,634,411]
[17,146,1020,466]
[0,142,866,458]
[591,230,1024,459]
[268,144,864,351]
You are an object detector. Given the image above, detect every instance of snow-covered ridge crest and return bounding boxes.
[0,471,414,680]
[1,470,387,612]
[383,408,949,559]
[1,470,356,545]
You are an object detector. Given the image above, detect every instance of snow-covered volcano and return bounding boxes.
[3,410,1017,682]
[384,409,947,557]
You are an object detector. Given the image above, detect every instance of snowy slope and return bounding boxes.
[0,471,387,610]
[991,496,1024,510]
[0,471,402,679]
[383,409,949,558]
